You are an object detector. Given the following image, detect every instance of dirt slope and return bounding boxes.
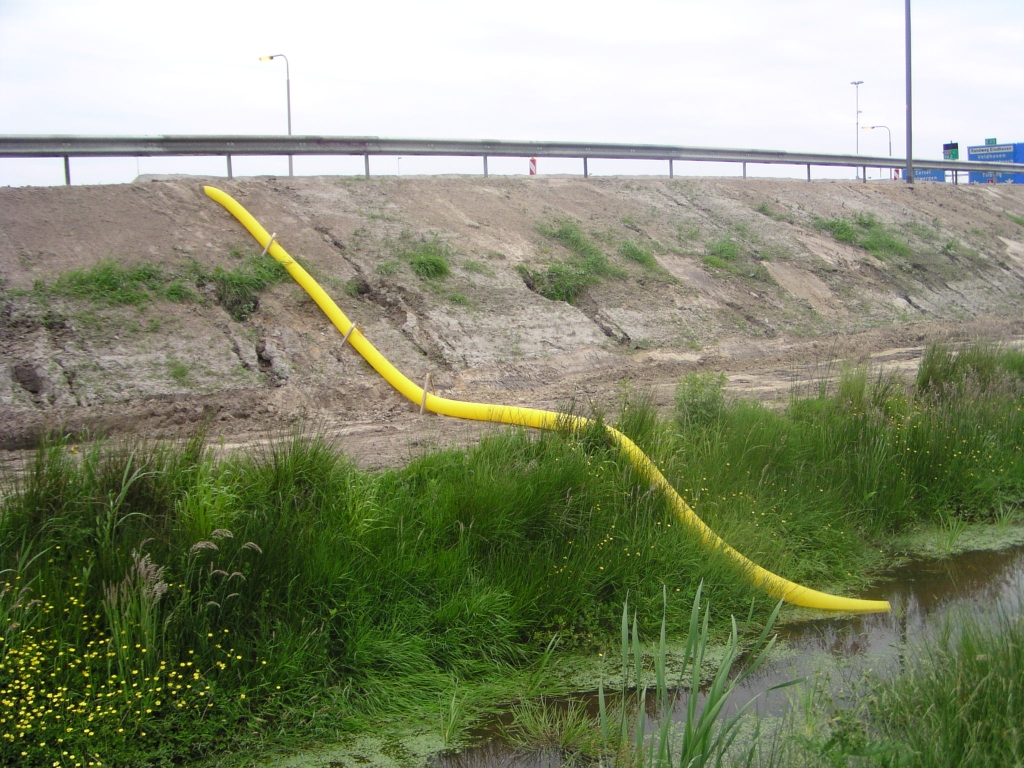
[2,174,1024,468]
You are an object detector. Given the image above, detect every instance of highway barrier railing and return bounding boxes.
[2,135,1020,185]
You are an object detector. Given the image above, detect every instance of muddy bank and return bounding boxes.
[2,176,1024,468]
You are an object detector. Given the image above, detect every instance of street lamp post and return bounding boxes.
[905,0,914,184]
[851,80,864,179]
[863,125,892,179]
[260,54,292,177]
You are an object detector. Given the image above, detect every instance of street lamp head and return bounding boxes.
[851,80,864,86]
[260,54,285,61]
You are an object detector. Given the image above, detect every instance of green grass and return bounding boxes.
[677,224,701,243]
[916,341,1024,394]
[665,351,1024,554]
[342,277,369,297]
[814,218,858,243]
[619,241,658,268]
[0,425,764,765]
[858,214,912,259]
[756,244,788,262]
[674,371,727,429]
[411,256,451,279]
[865,609,1024,767]
[700,257,735,272]
[163,280,197,303]
[755,201,793,223]
[1007,212,1024,228]
[409,251,450,279]
[706,239,740,261]
[520,221,623,303]
[39,260,167,306]
[32,253,289,323]
[2,342,1022,765]
[597,586,789,768]
[779,605,1024,768]
[461,259,493,276]
[167,359,192,385]
[502,585,790,766]
[516,261,594,304]
[500,698,600,753]
[814,214,911,259]
[540,221,608,265]
[702,239,746,274]
[941,238,981,261]
[197,254,290,321]
[393,238,453,280]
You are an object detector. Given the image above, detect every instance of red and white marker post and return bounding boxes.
[529,157,537,176]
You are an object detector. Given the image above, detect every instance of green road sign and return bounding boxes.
[986,138,998,145]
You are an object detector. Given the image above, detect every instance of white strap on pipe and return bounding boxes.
[419,373,432,415]
[260,233,278,258]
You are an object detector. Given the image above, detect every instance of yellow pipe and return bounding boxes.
[203,185,890,614]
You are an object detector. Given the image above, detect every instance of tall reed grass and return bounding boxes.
[647,343,1024,589]
[865,605,1024,767]
[500,584,798,767]
[598,585,797,768]
[1,341,1021,765]
[767,599,1024,768]
[0,426,760,765]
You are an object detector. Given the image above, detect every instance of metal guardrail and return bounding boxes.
[1,135,1020,185]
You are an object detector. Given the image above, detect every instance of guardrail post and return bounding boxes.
[862,166,867,183]
[669,159,674,178]
[483,155,488,177]
[583,157,588,178]
[742,161,747,179]
[226,154,233,180]
[63,156,70,186]
[806,164,811,181]
[364,154,370,179]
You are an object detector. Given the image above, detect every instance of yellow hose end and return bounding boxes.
[779,587,891,613]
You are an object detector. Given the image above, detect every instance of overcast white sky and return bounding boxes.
[1,0,1022,186]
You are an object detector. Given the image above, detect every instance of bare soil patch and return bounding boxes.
[2,175,1024,469]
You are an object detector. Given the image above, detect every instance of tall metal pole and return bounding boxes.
[884,125,892,180]
[864,125,892,179]
[851,81,863,179]
[260,54,293,176]
[285,56,292,177]
[905,0,914,184]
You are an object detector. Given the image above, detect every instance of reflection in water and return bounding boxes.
[437,742,561,768]
[433,545,1024,768]
[738,545,1024,717]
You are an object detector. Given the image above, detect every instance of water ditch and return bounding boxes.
[432,541,1024,768]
